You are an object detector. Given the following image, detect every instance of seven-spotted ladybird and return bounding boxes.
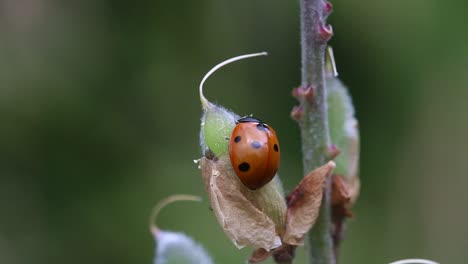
[229,116,280,190]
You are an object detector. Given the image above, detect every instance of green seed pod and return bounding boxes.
[197,53,287,251]
[149,195,214,264]
[200,104,238,157]
[327,77,359,179]
[326,47,360,203]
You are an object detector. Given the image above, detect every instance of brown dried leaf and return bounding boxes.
[248,248,270,264]
[331,175,355,259]
[283,161,336,245]
[332,202,351,246]
[248,244,297,264]
[272,244,296,264]
[200,157,282,250]
[331,175,351,206]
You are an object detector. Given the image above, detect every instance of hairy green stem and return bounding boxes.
[299,0,335,263]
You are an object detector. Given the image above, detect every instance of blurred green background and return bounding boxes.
[1,0,468,263]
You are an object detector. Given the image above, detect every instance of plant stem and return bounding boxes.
[299,0,335,263]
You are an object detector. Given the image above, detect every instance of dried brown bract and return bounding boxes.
[200,157,284,251]
[283,161,336,246]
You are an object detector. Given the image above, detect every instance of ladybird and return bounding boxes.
[229,116,280,190]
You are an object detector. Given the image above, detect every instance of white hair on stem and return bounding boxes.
[388,259,439,264]
[326,46,338,77]
[199,52,268,109]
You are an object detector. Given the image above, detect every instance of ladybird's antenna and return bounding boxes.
[199,52,268,109]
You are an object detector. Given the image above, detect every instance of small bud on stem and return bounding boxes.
[291,105,304,122]
[323,1,333,18]
[318,23,334,43]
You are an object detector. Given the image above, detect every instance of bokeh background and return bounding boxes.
[1,0,468,263]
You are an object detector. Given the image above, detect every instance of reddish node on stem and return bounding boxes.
[304,86,314,104]
[292,86,314,103]
[292,87,302,99]
[323,1,333,16]
[291,105,304,121]
[328,144,341,160]
[318,23,333,42]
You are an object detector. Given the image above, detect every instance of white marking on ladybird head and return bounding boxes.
[199,52,268,109]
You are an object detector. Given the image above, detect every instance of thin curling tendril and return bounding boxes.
[149,194,202,236]
[388,259,439,264]
[199,52,268,109]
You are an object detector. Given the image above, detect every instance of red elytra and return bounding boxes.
[229,116,280,190]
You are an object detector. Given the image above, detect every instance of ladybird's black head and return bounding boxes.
[237,115,264,124]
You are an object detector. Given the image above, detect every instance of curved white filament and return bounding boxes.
[388,259,439,264]
[149,194,202,235]
[199,52,268,108]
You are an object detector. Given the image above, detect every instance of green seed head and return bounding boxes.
[199,52,267,157]
[200,106,238,157]
[326,47,360,182]
[198,53,289,250]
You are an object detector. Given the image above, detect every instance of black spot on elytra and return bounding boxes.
[238,162,250,172]
[234,136,242,143]
[256,123,269,132]
[274,144,279,152]
[251,141,262,149]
